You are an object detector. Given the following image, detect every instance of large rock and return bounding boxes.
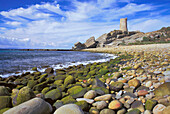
[45,89,62,101]
[0,86,10,96]
[73,42,86,50]
[84,90,97,99]
[45,68,54,74]
[100,109,115,114]
[94,94,112,101]
[64,75,75,86]
[110,82,124,92]
[108,100,122,110]
[54,104,84,114]
[75,101,89,111]
[92,77,105,88]
[0,96,12,110]
[96,33,108,44]
[145,99,157,110]
[4,98,52,114]
[128,79,140,88]
[154,82,170,97]
[67,86,87,98]
[131,101,144,112]
[84,36,97,48]
[153,104,166,114]
[16,86,35,105]
[92,101,107,110]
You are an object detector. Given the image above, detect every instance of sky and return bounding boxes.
[0,0,169,49]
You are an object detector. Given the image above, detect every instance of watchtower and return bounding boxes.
[120,18,128,33]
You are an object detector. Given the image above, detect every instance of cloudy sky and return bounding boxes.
[0,0,169,49]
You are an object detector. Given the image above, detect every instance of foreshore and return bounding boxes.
[0,43,170,114]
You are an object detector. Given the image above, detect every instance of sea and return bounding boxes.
[0,49,117,78]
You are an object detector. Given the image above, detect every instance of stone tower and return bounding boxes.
[120,18,128,33]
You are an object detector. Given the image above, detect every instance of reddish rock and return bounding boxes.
[137,90,149,96]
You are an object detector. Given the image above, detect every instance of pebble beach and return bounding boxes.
[0,43,170,114]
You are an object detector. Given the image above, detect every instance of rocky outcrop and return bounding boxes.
[85,36,97,48]
[73,23,169,49]
[73,42,86,50]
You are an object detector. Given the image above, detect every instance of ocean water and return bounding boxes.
[0,49,116,77]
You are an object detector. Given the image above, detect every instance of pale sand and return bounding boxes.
[82,43,170,53]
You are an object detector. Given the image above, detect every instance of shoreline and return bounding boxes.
[0,53,117,78]
[0,43,170,114]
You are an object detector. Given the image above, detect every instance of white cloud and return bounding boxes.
[0,0,169,48]
[6,21,21,26]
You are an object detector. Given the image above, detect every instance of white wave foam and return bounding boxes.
[0,53,117,78]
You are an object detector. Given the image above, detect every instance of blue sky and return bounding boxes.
[0,0,170,49]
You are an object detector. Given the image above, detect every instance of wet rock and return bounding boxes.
[53,100,63,110]
[100,109,115,114]
[117,108,126,114]
[64,75,75,86]
[94,94,112,101]
[136,85,149,91]
[45,67,54,74]
[153,104,166,114]
[54,104,84,114]
[4,98,52,114]
[93,101,107,110]
[145,99,157,110]
[99,68,109,75]
[122,92,137,98]
[61,95,76,104]
[0,86,10,96]
[33,81,47,92]
[45,89,62,101]
[154,82,170,98]
[75,101,89,111]
[84,90,97,99]
[92,87,109,95]
[0,96,12,110]
[76,98,94,104]
[92,77,105,88]
[38,73,48,83]
[110,82,124,91]
[128,79,140,88]
[27,80,37,89]
[124,87,134,93]
[16,86,35,105]
[126,109,141,114]
[137,90,149,96]
[108,100,122,110]
[31,67,37,71]
[67,86,87,98]
[89,107,99,114]
[112,72,123,79]
[131,101,144,112]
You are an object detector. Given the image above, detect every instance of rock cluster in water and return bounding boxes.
[0,50,169,114]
